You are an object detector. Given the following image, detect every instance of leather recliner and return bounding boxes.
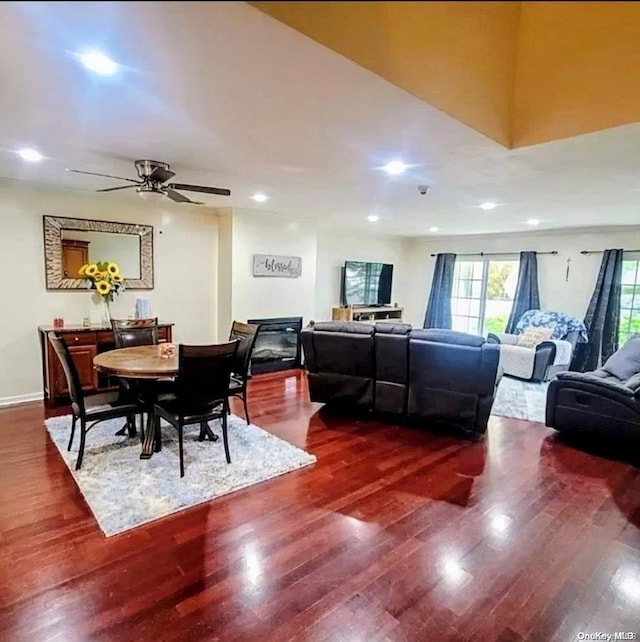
[301,321,375,409]
[408,329,500,436]
[546,336,640,439]
[301,322,500,437]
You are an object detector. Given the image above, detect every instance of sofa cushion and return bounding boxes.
[602,335,640,381]
[312,321,374,335]
[374,322,412,335]
[410,329,485,347]
[517,326,554,348]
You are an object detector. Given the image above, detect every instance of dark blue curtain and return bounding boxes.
[505,251,540,333]
[571,249,623,372]
[423,253,456,329]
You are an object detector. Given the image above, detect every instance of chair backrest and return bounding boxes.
[48,333,85,415]
[228,321,259,377]
[112,318,158,348]
[176,341,239,408]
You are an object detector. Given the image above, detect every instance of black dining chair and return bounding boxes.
[153,341,239,477]
[112,317,159,348]
[49,334,141,471]
[111,318,173,437]
[228,321,259,424]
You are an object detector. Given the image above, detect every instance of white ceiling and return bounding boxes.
[1,1,639,237]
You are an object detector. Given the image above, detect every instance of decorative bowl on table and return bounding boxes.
[159,343,176,359]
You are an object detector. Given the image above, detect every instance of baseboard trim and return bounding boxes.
[0,392,44,408]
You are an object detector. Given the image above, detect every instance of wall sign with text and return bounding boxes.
[252,254,302,278]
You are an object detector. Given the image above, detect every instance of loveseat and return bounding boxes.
[546,335,640,439]
[301,322,500,438]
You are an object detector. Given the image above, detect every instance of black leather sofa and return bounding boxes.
[301,322,500,438]
[546,336,640,439]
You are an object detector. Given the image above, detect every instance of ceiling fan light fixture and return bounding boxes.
[137,186,164,203]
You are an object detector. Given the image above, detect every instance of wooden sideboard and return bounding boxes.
[38,322,173,407]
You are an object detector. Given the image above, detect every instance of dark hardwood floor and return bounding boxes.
[1,370,639,641]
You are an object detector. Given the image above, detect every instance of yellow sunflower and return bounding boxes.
[85,264,98,277]
[78,264,88,276]
[95,280,111,295]
[112,274,124,283]
[107,262,121,276]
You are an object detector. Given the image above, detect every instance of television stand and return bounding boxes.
[331,305,403,323]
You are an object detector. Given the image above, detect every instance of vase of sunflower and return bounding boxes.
[79,261,125,325]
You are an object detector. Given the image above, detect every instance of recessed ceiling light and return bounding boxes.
[252,193,268,203]
[527,218,541,226]
[367,215,379,222]
[17,148,43,162]
[80,51,118,76]
[479,202,497,211]
[429,226,439,232]
[382,160,407,176]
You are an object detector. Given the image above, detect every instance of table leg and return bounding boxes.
[140,411,157,459]
[198,421,219,442]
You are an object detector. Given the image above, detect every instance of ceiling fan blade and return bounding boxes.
[66,168,139,183]
[96,184,139,192]
[148,166,176,183]
[167,182,231,196]
[165,188,203,205]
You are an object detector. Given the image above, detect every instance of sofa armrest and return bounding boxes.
[488,332,519,346]
[556,371,637,396]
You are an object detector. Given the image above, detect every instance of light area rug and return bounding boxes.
[45,414,316,537]
[491,377,549,423]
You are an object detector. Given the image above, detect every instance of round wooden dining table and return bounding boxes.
[94,345,178,459]
[94,344,178,379]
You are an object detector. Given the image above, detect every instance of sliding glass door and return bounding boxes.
[451,259,519,335]
[620,255,640,345]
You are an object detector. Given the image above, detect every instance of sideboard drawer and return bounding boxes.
[63,331,96,346]
[96,331,115,345]
[158,327,169,342]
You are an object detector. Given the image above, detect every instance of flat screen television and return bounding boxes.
[341,261,393,306]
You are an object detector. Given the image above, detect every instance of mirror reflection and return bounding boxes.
[60,230,141,279]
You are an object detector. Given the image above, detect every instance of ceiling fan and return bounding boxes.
[66,159,231,204]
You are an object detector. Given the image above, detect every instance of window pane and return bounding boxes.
[470,279,483,299]
[458,262,474,279]
[483,260,519,335]
[452,297,470,316]
[472,261,485,279]
[621,261,638,285]
[619,260,640,345]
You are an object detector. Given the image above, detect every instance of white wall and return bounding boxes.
[228,210,318,326]
[402,227,640,327]
[315,230,406,321]
[0,181,219,404]
[222,210,407,327]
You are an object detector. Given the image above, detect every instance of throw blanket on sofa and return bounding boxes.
[514,310,588,342]
[499,339,573,379]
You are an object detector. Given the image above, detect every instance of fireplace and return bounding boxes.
[247,316,303,374]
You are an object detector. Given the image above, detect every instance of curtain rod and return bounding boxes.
[429,251,558,257]
[580,250,640,255]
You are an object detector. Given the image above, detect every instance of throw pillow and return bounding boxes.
[602,335,640,381]
[517,326,554,349]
